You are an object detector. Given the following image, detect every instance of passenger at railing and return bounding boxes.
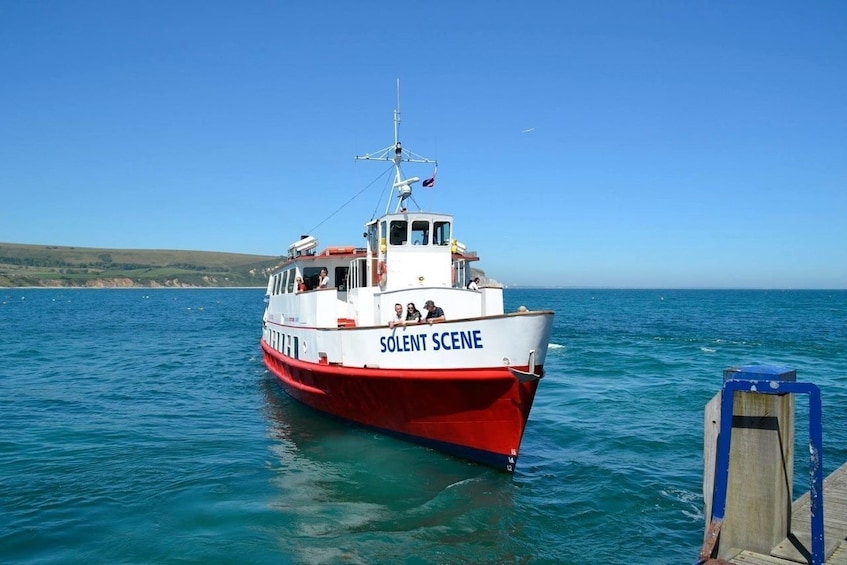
[389,303,405,328]
[318,269,330,289]
[406,303,422,323]
[423,300,446,325]
[296,277,307,292]
[466,277,480,291]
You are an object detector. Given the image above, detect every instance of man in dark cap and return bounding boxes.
[423,300,445,325]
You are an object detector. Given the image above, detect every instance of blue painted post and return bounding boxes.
[702,365,825,564]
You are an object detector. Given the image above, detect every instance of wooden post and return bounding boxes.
[703,366,796,560]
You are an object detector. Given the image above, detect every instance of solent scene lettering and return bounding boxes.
[379,330,483,353]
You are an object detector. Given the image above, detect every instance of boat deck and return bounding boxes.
[721,462,847,564]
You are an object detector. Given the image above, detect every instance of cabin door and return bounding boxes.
[452,260,467,289]
[348,258,368,290]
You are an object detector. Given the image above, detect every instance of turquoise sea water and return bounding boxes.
[1,288,845,564]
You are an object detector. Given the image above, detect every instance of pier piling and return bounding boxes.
[700,365,841,564]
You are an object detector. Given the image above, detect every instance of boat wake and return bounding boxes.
[445,476,483,490]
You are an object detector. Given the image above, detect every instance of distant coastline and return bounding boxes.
[0,242,281,289]
[3,286,267,290]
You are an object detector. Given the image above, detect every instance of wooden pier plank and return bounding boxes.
[727,541,847,565]
[720,463,847,564]
[770,462,847,563]
[726,549,791,564]
[828,542,847,565]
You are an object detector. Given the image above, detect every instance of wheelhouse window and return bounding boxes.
[411,220,429,246]
[434,221,451,246]
[389,220,408,246]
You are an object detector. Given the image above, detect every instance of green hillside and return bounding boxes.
[0,242,282,288]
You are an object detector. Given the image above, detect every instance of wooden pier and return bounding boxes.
[701,366,847,564]
[721,462,847,564]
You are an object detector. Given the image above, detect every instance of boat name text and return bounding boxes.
[379,330,483,353]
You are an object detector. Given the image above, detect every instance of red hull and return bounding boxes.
[260,340,541,471]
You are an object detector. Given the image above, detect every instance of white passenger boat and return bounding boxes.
[261,91,554,471]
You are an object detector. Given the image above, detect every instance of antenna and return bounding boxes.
[355,80,438,214]
[394,79,400,146]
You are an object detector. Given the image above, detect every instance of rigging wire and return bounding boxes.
[370,168,392,221]
[304,164,395,235]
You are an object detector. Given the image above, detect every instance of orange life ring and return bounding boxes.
[378,261,387,285]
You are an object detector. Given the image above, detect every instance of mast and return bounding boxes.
[394,79,400,153]
[355,80,437,214]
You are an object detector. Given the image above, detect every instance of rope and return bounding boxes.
[305,164,394,235]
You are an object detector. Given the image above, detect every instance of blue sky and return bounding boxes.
[1,1,845,288]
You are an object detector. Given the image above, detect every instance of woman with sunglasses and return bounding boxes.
[405,303,422,323]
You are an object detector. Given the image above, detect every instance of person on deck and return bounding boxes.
[389,303,405,328]
[423,300,446,325]
[406,303,422,323]
[296,277,307,292]
[318,269,330,289]
[467,277,480,291]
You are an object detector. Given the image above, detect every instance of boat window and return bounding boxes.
[411,220,429,246]
[389,220,408,246]
[286,270,295,293]
[380,221,387,252]
[303,267,325,290]
[334,266,348,291]
[434,221,451,245]
[368,223,379,254]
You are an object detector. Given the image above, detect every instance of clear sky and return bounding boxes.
[2,1,845,289]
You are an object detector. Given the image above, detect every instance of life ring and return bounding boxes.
[378,261,387,285]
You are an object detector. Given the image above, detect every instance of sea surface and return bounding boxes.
[1,288,845,564]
